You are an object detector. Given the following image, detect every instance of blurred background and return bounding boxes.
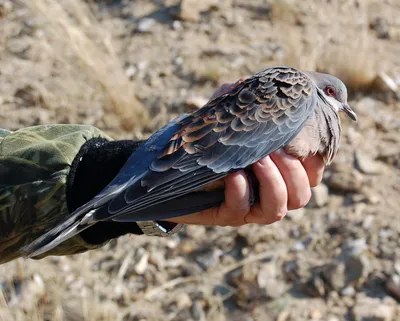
[0,0,400,320]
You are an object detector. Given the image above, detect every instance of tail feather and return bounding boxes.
[21,207,97,258]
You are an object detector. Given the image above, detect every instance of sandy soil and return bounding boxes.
[0,0,400,320]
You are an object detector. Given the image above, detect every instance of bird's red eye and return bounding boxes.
[325,86,336,97]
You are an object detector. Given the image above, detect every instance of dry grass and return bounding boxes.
[21,0,149,133]
[274,0,382,92]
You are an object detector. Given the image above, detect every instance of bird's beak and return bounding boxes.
[341,103,357,121]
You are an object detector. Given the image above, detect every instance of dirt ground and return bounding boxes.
[0,0,400,320]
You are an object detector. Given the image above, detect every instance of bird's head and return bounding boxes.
[303,71,357,122]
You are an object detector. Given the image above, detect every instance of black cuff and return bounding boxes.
[66,137,145,245]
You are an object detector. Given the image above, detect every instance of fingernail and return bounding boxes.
[258,156,271,167]
[272,149,295,160]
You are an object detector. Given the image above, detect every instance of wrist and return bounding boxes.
[66,138,145,244]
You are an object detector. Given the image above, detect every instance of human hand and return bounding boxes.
[167,151,325,227]
[167,80,325,227]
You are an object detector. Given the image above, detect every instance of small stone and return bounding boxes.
[287,208,305,221]
[257,262,276,288]
[309,183,329,208]
[341,238,368,257]
[176,292,192,309]
[385,275,400,301]
[194,248,221,270]
[292,241,305,252]
[394,261,400,275]
[191,300,206,321]
[310,309,322,320]
[264,278,287,299]
[326,165,364,193]
[378,229,393,239]
[149,251,165,269]
[373,72,398,94]
[185,96,208,110]
[137,61,148,71]
[303,272,326,297]
[355,151,386,175]
[352,295,396,321]
[178,0,219,22]
[346,255,370,285]
[134,252,149,275]
[136,18,156,33]
[173,56,184,65]
[125,65,137,78]
[172,20,182,30]
[185,225,206,239]
[370,17,390,39]
[322,262,346,292]
[341,286,355,297]
[362,215,375,229]
[0,0,13,17]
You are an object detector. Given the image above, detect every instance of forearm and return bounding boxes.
[0,125,141,263]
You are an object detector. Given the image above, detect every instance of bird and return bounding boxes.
[22,66,357,257]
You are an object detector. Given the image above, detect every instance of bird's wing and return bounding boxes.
[107,66,316,221]
[22,66,316,257]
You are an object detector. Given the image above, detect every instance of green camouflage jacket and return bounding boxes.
[0,124,112,264]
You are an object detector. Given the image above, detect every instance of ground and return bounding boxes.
[0,0,400,320]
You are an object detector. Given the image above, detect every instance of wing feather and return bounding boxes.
[23,66,317,257]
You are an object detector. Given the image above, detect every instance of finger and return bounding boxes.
[301,154,325,187]
[215,170,250,226]
[245,156,288,224]
[270,149,311,210]
[166,170,250,226]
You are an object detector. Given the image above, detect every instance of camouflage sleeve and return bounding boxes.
[0,124,113,264]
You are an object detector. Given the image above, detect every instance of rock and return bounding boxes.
[326,165,364,193]
[321,239,370,292]
[385,275,400,301]
[0,0,12,17]
[149,250,165,269]
[187,225,207,239]
[309,183,329,208]
[185,96,208,111]
[394,260,400,275]
[136,18,156,33]
[194,248,222,270]
[322,262,347,292]
[191,300,206,321]
[178,0,219,22]
[176,292,192,309]
[373,72,398,94]
[345,256,370,284]
[292,241,306,252]
[370,17,390,39]
[134,252,149,275]
[125,65,137,78]
[172,20,182,30]
[287,208,305,221]
[303,272,326,297]
[355,150,386,175]
[341,286,355,297]
[257,262,286,299]
[352,295,396,321]
[341,238,368,258]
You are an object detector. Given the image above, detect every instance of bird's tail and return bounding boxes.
[20,206,97,258]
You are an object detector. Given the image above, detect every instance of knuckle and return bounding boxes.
[217,206,248,227]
